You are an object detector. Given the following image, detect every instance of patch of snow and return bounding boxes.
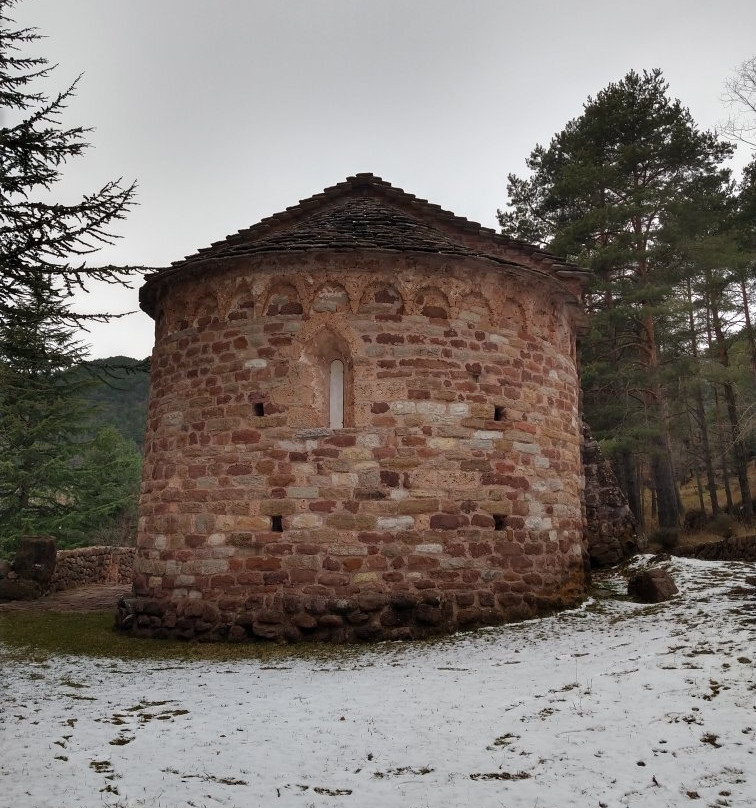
[1,556,754,807]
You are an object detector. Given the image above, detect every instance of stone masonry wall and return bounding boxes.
[581,423,645,566]
[51,546,135,592]
[119,252,587,642]
[677,535,756,562]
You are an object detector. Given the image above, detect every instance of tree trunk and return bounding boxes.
[619,448,644,528]
[641,310,680,527]
[685,277,719,515]
[740,277,756,379]
[706,308,735,511]
[714,387,735,511]
[710,289,753,518]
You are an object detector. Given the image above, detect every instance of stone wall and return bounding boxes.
[581,423,645,566]
[677,535,756,562]
[50,546,135,592]
[120,251,588,642]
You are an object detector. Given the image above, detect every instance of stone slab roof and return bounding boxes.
[140,174,589,312]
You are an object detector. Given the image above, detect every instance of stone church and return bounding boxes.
[118,173,631,642]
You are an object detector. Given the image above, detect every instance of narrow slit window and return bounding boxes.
[329,359,344,429]
[494,406,505,422]
[271,515,283,533]
[493,514,506,531]
[253,402,264,416]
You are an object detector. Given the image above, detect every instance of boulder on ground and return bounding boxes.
[0,578,42,600]
[14,536,56,587]
[627,567,678,603]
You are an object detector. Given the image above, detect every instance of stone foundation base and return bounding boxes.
[115,578,586,643]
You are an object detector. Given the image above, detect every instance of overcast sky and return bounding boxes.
[11,0,756,359]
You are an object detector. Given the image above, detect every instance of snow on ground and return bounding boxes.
[1,556,755,808]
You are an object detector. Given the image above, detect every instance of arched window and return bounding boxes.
[297,328,352,429]
[329,359,344,429]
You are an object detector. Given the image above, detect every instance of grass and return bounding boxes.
[0,609,438,665]
[678,460,756,515]
[641,459,756,552]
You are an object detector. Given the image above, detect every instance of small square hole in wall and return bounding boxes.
[494,406,505,422]
[493,514,506,531]
[271,515,283,532]
[253,402,265,416]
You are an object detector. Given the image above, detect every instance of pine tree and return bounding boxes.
[0,0,137,326]
[61,426,142,546]
[0,0,141,555]
[0,282,93,554]
[499,69,733,528]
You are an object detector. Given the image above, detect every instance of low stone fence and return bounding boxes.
[677,534,756,562]
[49,546,135,592]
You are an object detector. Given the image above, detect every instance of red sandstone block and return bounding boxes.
[263,570,289,584]
[289,569,317,584]
[230,430,261,444]
[430,514,462,530]
[185,534,206,548]
[407,555,439,570]
[237,572,263,585]
[246,557,281,571]
[326,434,356,447]
[309,500,336,513]
[342,558,363,572]
[267,543,293,556]
[371,402,389,413]
[227,463,255,476]
[269,474,295,487]
[210,574,236,588]
[379,470,400,487]
[319,572,349,587]
[357,531,393,544]
[481,473,530,490]
[413,577,437,589]
[469,542,492,558]
[364,556,388,571]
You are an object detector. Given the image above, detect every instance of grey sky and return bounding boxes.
[11,0,756,359]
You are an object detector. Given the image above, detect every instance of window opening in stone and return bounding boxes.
[493,514,506,531]
[271,515,283,532]
[494,406,505,422]
[329,359,344,429]
[253,402,265,416]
